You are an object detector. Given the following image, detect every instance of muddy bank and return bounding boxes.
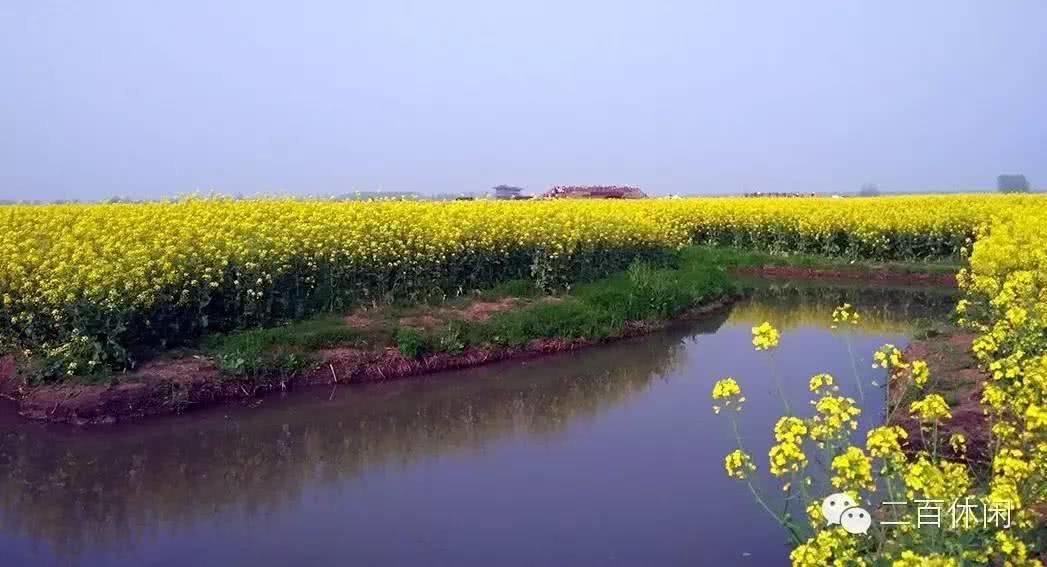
[1,297,737,426]
[888,331,990,461]
[0,355,16,397]
[734,265,956,286]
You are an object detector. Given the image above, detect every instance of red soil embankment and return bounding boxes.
[888,331,990,460]
[5,297,735,426]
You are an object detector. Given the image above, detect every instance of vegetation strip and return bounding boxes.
[2,195,1036,383]
[3,248,737,424]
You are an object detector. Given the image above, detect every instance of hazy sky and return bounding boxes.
[2,1,1045,200]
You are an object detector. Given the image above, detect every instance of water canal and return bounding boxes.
[0,281,955,566]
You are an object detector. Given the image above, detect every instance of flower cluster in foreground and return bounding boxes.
[713,299,1045,565]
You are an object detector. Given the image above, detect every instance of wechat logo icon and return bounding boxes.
[822,493,871,535]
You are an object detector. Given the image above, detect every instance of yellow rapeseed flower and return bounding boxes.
[909,394,952,423]
[910,359,930,387]
[830,446,875,492]
[751,321,780,351]
[724,449,756,480]
[711,377,745,414]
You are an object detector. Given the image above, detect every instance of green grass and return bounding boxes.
[393,327,429,358]
[396,248,733,354]
[204,315,371,351]
[477,278,541,300]
[203,316,371,378]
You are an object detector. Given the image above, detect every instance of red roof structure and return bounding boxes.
[542,185,647,199]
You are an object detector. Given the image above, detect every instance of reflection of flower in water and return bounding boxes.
[727,285,955,334]
[831,303,861,328]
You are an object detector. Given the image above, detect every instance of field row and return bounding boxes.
[958,206,1046,545]
[0,194,1044,377]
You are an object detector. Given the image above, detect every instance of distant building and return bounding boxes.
[997,174,1031,193]
[542,185,647,199]
[336,191,421,201]
[742,191,817,198]
[492,185,525,200]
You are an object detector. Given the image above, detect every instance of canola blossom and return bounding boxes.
[960,203,1046,530]
[1,192,1045,564]
[714,327,1040,564]
[724,449,756,480]
[712,190,1047,564]
[865,425,908,469]
[0,195,1005,375]
[830,446,875,493]
[710,377,744,414]
[910,359,930,387]
[807,373,835,393]
[0,198,683,374]
[808,392,861,442]
[909,393,953,423]
[751,321,781,351]
[873,343,908,370]
[2,194,1044,377]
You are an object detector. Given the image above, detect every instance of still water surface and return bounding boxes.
[0,283,954,566]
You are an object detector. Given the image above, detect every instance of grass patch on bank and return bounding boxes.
[477,278,542,300]
[201,248,733,373]
[203,316,373,379]
[393,248,732,355]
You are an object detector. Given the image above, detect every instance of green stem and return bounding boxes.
[766,351,792,415]
[728,413,802,544]
[887,378,908,424]
[931,420,939,462]
[745,479,804,545]
[844,333,865,401]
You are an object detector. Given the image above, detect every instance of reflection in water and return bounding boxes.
[0,284,953,566]
[732,278,956,331]
[0,313,729,561]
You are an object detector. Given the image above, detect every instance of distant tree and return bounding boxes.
[997,174,1031,193]
[492,185,524,200]
[859,183,881,197]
